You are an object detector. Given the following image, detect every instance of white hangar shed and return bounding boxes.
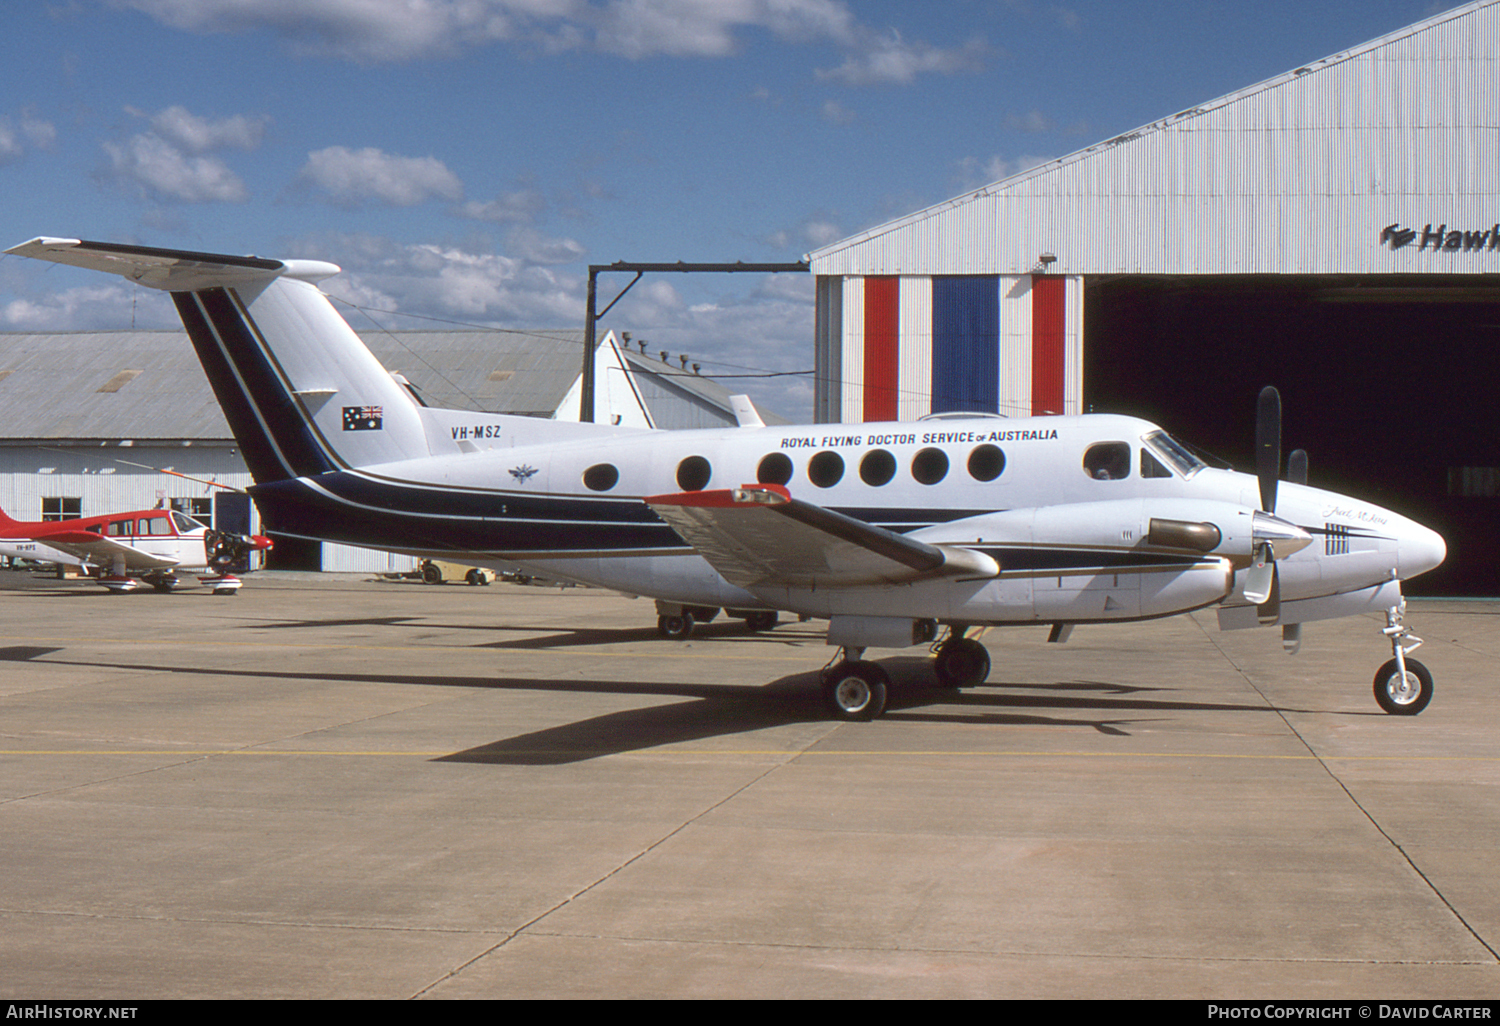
[809,0,1499,595]
[0,328,774,573]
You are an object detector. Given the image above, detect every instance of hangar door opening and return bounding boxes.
[1084,276,1500,596]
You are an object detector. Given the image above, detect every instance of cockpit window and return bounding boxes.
[1083,442,1131,481]
[1141,448,1172,479]
[1142,430,1205,478]
[170,511,200,533]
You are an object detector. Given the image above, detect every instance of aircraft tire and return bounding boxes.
[657,613,695,640]
[823,661,888,721]
[1374,658,1433,715]
[743,610,779,633]
[934,637,991,688]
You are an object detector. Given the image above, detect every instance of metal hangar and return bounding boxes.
[808,0,1499,594]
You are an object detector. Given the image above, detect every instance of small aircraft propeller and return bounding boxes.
[1243,387,1284,613]
[1247,387,1312,651]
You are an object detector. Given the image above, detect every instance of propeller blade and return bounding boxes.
[1243,541,1274,605]
[1287,448,1308,486]
[1256,386,1282,512]
[1257,561,1281,625]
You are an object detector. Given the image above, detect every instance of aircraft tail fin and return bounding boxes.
[5,238,588,484]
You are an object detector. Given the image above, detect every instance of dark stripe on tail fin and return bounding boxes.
[174,288,339,483]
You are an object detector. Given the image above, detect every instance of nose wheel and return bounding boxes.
[1375,603,1433,715]
[1374,658,1433,715]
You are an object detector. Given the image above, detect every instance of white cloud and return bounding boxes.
[101,106,266,203]
[506,228,588,265]
[816,30,987,86]
[114,0,529,62]
[767,215,843,253]
[1,283,176,331]
[588,0,855,59]
[148,105,267,152]
[285,231,816,419]
[820,99,856,125]
[116,0,978,90]
[0,111,57,165]
[102,132,250,203]
[454,187,547,225]
[954,152,1055,190]
[606,273,816,419]
[298,146,465,207]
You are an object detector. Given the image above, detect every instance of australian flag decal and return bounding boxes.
[342,406,384,431]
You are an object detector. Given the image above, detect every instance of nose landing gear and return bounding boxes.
[1375,603,1432,715]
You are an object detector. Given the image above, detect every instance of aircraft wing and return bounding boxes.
[33,531,182,571]
[645,485,997,590]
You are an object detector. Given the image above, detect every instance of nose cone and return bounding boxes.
[1400,520,1446,580]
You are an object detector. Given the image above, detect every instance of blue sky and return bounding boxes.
[0,0,1464,420]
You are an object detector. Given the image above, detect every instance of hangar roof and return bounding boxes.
[0,328,778,441]
[810,0,1500,278]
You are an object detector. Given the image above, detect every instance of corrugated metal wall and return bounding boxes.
[810,1,1498,422]
[815,2,1498,279]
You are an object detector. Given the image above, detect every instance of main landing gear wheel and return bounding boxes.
[1374,658,1433,716]
[743,610,779,633]
[933,637,990,688]
[821,661,889,721]
[657,612,694,640]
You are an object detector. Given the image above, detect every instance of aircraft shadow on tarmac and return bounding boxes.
[0,646,1336,765]
[234,614,826,651]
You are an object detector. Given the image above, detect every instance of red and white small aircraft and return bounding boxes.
[0,503,271,594]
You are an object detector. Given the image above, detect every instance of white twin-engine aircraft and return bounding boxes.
[7,237,1447,720]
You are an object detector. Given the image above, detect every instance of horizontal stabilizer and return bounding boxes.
[5,237,339,292]
[646,485,997,590]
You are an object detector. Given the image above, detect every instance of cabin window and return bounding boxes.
[756,452,793,486]
[1083,442,1131,481]
[106,520,131,537]
[583,463,619,492]
[967,444,1006,482]
[41,497,80,522]
[859,450,896,487]
[911,447,949,485]
[142,516,173,536]
[676,456,712,492]
[808,451,845,488]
